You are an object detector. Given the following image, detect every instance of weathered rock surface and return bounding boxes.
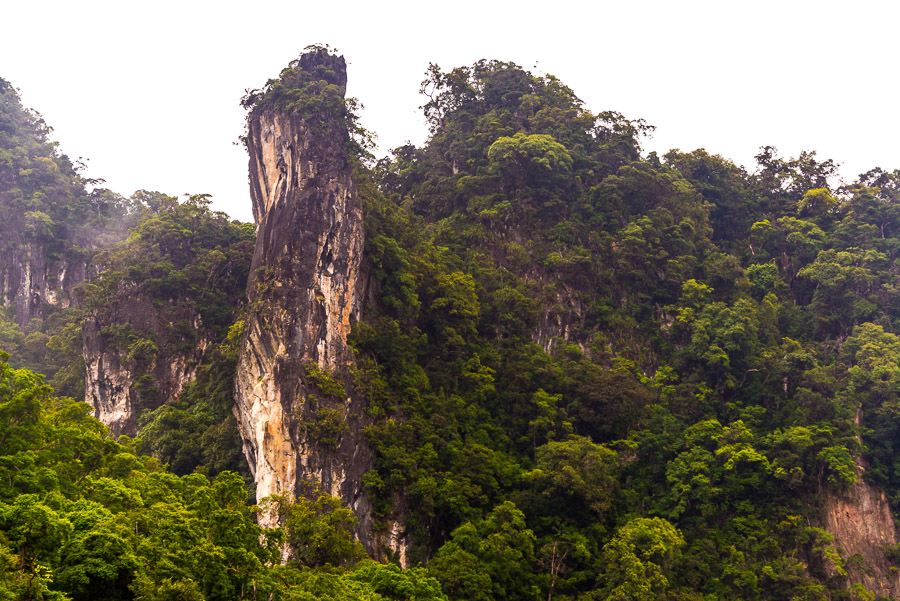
[0,78,96,328]
[823,409,900,597]
[0,238,87,327]
[83,296,208,435]
[823,460,900,596]
[234,50,377,547]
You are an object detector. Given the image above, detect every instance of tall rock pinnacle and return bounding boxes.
[234,48,373,541]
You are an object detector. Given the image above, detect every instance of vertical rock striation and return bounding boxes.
[82,297,209,435]
[823,462,900,597]
[234,49,374,544]
[823,408,900,597]
[0,239,86,327]
[0,77,92,328]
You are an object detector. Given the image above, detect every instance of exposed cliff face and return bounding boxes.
[0,232,88,327]
[824,468,900,597]
[234,51,376,546]
[534,284,585,353]
[0,78,94,328]
[823,409,900,597]
[83,296,208,435]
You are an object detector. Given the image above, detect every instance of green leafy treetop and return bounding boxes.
[240,45,373,160]
[0,351,449,600]
[241,44,347,116]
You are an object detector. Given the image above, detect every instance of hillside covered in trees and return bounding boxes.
[3,47,900,600]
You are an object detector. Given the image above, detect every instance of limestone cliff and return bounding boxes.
[234,50,375,544]
[823,409,900,597]
[77,197,253,436]
[82,296,209,435]
[823,463,900,597]
[0,78,88,327]
[0,237,87,327]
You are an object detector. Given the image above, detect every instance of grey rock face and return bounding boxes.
[0,239,86,327]
[82,296,208,435]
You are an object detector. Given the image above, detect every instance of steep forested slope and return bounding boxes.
[3,48,900,600]
[354,59,900,598]
[0,77,141,394]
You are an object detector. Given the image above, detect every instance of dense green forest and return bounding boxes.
[4,48,900,599]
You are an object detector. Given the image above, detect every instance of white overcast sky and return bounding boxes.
[1,0,897,223]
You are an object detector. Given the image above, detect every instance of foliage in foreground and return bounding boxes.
[0,352,446,600]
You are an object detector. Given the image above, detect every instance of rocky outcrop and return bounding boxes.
[823,465,900,597]
[0,78,95,328]
[234,50,377,547]
[823,409,900,598]
[0,238,87,327]
[83,295,208,435]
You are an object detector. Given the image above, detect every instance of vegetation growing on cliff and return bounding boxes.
[0,77,140,395]
[0,78,132,248]
[352,58,900,599]
[240,44,374,160]
[4,48,900,600]
[0,352,447,600]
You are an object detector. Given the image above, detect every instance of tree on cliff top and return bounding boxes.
[240,46,374,160]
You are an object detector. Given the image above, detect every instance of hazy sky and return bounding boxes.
[2,1,897,223]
